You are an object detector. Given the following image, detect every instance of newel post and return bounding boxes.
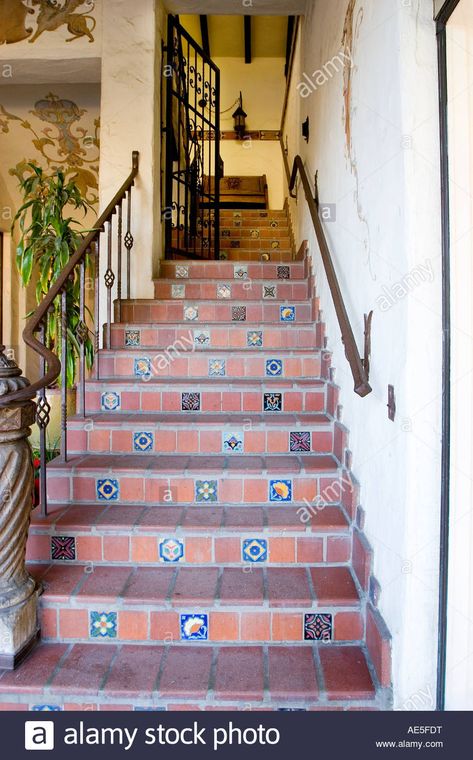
[0,346,39,669]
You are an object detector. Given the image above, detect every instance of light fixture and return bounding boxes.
[232,91,247,139]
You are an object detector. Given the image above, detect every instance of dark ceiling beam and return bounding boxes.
[285,16,296,78]
[244,15,252,64]
[200,15,210,57]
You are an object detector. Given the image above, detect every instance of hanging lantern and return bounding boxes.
[232,91,247,139]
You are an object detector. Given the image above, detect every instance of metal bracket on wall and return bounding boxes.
[314,171,320,210]
[363,310,373,378]
[387,384,396,421]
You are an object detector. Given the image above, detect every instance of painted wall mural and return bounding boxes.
[0,0,96,45]
[0,91,100,204]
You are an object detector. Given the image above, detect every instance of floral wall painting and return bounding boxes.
[0,0,97,45]
[0,91,100,204]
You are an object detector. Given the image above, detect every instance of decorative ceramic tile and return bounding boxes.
[96,479,120,502]
[270,220,279,228]
[222,229,231,237]
[260,253,270,262]
[159,538,185,563]
[230,240,240,248]
[125,329,141,347]
[134,357,151,377]
[269,479,293,502]
[172,283,185,299]
[195,480,218,503]
[194,330,211,346]
[233,211,242,219]
[219,251,229,260]
[259,212,268,218]
[263,285,277,299]
[250,229,260,239]
[209,359,226,377]
[278,708,306,712]
[304,613,333,641]
[32,705,62,711]
[232,306,247,322]
[134,707,166,711]
[51,536,76,561]
[247,330,263,347]
[277,266,290,280]
[175,265,189,278]
[90,611,117,639]
[266,359,283,377]
[223,432,244,454]
[182,392,201,411]
[184,305,199,322]
[101,391,121,411]
[271,240,280,249]
[264,392,283,412]
[290,431,311,453]
[280,306,296,322]
[242,538,268,563]
[217,283,231,299]
[133,431,154,452]
[234,265,248,280]
[233,220,242,228]
[180,613,208,641]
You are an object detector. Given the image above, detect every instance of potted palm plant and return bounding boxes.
[12,163,95,447]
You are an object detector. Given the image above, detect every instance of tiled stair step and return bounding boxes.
[219,251,295,262]
[219,240,292,252]
[28,504,351,566]
[97,350,324,380]
[109,323,324,349]
[0,642,382,710]
[84,379,329,414]
[153,279,310,300]
[220,218,291,229]
[29,564,363,645]
[220,209,288,218]
[220,230,291,240]
[118,301,314,324]
[158,260,306,280]
[67,413,335,455]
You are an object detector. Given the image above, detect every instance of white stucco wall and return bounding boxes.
[445,0,473,711]
[287,0,443,707]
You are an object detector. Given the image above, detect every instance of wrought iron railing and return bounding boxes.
[0,151,139,514]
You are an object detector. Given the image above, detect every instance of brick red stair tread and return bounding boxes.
[0,643,377,705]
[33,564,361,607]
[30,504,349,533]
[46,452,339,474]
[86,377,326,388]
[69,412,333,426]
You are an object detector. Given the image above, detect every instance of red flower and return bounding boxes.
[33,458,41,469]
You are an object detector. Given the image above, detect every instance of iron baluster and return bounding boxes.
[94,238,100,379]
[78,257,86,418]
[36,320,50,516]
[117,201,123,322]
[60,288,68,462]
[125,188,134,300]
[105,219,115,349]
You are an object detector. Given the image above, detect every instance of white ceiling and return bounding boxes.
[165,0,307,15]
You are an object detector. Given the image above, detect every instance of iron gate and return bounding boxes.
[164,15,221,259]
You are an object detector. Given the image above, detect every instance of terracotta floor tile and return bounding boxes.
[159,647,212,698]
[268,647,318,700]
[319,646,375,700]
[310,567,360,606]
[50,644,116,695]
[0,644,68,694]
[103,646,164,696]
[214,647,264,701]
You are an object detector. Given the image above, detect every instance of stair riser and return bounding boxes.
[158,261,307,279]
[108,324,323,349]
[47,473,344,507]
[27,532,350,566]
[84,387,326,414]
[38,606,364,645]
[153,281,310,300]
[96,352,323,380]
[219,229,291,239]
[67,426,333,456]
[118,302,314,324]
[174,234,292,248]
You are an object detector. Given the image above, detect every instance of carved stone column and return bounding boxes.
[0,347,39,669]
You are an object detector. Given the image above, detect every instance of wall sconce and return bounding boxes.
[232,91,247,139]
[302,116,310,143]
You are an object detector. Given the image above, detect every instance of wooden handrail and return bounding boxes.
[0,151,139,408]
[288,155,372,397]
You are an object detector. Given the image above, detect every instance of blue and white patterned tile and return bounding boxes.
[184,305,199,322]
[31,705,63,711]
[280,306,296,322]
[172,283,186,299]
[264,392,283,412]
[234,264,248,280]
[209,359,226,377]
[193,330,210,346]
[90,611,117,639]
[242,538,268,563]
[175,265,189,278]
[159,538,185,563]
[269,479,293,502]
[96,478,120,502]
[266,359,283,377]
[133,431,154,452]
[125,329,141,347]
[247,330,263,347]
[134,706,166,711]
[217,283,231,299]
[101,391,121,411]
[180,613,208,641]
[134,357,152,378]
[304,613,333,641]
[223,431,244,454]
[195,480,218,503]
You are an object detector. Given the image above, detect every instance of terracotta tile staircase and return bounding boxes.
[0,208,391,711]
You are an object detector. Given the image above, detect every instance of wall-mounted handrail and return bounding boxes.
[288,154,372,398]
[0,151,139,408]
